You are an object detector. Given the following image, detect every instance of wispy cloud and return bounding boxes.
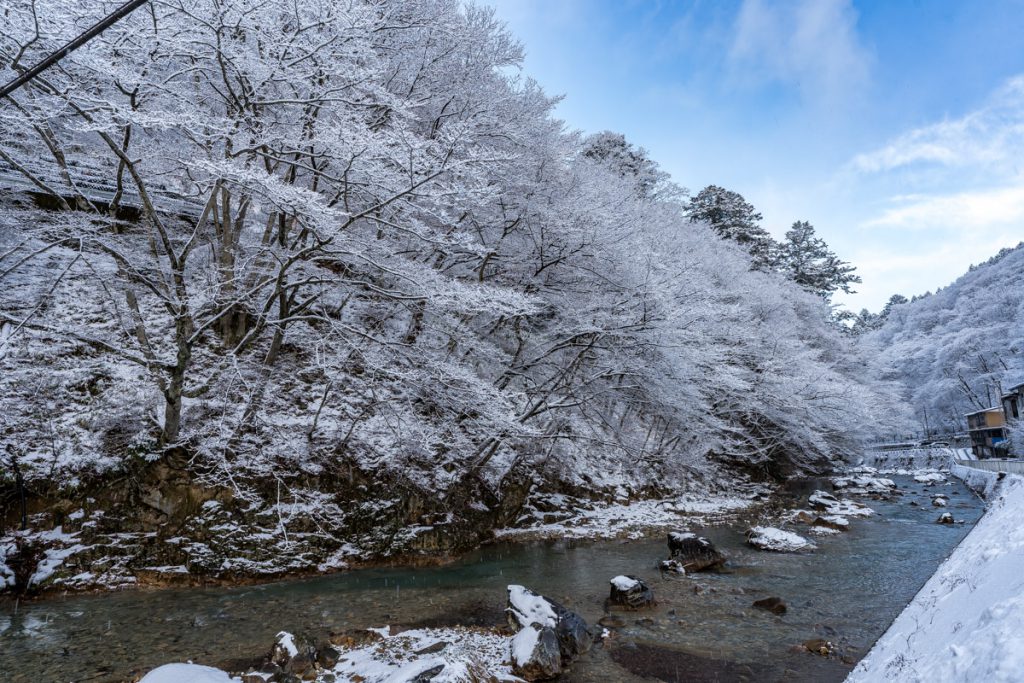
[866,185,1024,229]
[729,0,871,103]
[852,75,1024,174]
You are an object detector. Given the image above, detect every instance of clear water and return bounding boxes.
[0,477,984,682]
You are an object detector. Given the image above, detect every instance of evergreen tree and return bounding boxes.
[776,220,861,300]
[582,131,672,199]
[684,185,775,267]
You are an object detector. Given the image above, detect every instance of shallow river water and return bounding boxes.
[0,476,985,682]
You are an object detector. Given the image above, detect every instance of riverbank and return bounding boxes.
[0,481,766,600]
[848,467,1024,682]
[1,473,984,682]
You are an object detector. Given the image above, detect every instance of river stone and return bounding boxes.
[937,512,954,524]
[659,558,687,574]
[511,624,562,681]
[411,664,446,682]
[752,596,787,615]
[813,514,849,531]
[803,638,835,656]
[609,575,655,609]
[506,585,591,662]
[667,532,726,571]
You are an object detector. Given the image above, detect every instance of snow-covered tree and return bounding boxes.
[775,220,861,301]
[684,185,774,267]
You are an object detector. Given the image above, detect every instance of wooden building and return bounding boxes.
[966,407,1007,459]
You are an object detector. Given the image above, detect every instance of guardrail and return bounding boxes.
[955,459,1024,475]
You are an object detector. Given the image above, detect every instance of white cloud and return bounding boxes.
[865,185,1024,230]
[729,0,870,103]
[852,75,1024,174]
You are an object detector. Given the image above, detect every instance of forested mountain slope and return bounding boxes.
[0,0,896,589]
[862,243,1024,433]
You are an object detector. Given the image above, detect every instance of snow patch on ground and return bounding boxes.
[329,626,522,682]
[849,474,1024,682]
[496,489,760,541]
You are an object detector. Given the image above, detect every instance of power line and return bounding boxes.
[0,0,151,99]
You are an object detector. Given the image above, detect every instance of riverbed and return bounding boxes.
[0,476,984,682]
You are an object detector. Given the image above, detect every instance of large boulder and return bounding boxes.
[608,575,655,609]
[667,532,726,571]
[746,526,815,552]
[511,624,562,681]
[507,585,591,664]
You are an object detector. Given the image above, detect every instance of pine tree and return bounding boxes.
[582,131,672,199]
[776,220,861,300]
[684,185,775,267]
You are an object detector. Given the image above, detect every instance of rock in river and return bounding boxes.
[667,531,726,571]
[746,526,815,552]
[511,624,562,681]
[507,585,591,664]
[609,575,655,609]
[752,596,787,615]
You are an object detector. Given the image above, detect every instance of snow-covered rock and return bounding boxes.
[666,531,726,571]
[506,585,590,665]
[746,526,815,552]
[808,490,874,517]
[914,471,947,485]
[140,664,239,683]
[511,624,561,680]
[748,527,809,551]
[832,475,896,494]
[608,575,655,609]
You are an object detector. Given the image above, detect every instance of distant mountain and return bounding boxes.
[863,243,1024,433]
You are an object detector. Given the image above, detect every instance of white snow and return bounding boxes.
[327,626,522,682]
[747,526,815,552]
[275,631,298,658]
[507,585,557,629]
[610,575,639,591]
[849,474,1024,682]
[914,472,947,484]
[511,625,540,667]
[808,490,874,517]
[139,663,240,683]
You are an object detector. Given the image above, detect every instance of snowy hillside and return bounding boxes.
[863,243,1024,433]
[0,0,897,589]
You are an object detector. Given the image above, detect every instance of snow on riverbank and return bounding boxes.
[848,473,1024,682]
[494,488,762,541]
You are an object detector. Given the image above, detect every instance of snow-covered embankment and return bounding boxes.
[848,469,1024,682]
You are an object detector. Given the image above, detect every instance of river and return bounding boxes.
[0,476,984,682]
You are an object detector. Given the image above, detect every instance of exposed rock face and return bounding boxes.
[746,526,815,552]
[667,531,726,571]
[752,596,787,615]
[608,575,655,609]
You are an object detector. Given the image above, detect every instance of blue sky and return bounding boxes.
[489,0,1024,311]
